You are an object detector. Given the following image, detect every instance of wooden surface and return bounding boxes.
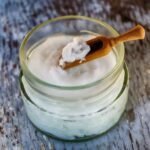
[0,0,150,149]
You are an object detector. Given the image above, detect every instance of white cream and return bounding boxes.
[28,35,116,86]
[59,37,90,66]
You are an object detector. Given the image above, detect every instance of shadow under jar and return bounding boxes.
[19,16,129,141]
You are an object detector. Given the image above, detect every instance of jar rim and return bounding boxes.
[20,15,124,90]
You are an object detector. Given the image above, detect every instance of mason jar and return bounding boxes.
[19,16,129,141]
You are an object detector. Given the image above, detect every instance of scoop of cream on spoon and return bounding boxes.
[59,25,145,69]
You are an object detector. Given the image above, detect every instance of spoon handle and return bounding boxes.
[110,25,145,46]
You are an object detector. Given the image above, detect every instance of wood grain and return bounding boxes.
[0,0,150,149]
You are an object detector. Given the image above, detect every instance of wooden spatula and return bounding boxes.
[63,25,145,69]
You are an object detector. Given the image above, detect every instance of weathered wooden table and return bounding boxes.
[0,0,150,149]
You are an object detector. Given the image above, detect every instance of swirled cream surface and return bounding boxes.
[27,35,116,86]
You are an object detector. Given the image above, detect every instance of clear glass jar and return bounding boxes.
[19,16,129,141]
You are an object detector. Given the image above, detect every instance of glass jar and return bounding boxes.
[19,16,129,141]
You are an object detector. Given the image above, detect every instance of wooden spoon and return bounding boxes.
[63,25,145,69]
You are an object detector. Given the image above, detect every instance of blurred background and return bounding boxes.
[0,0,150,150]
